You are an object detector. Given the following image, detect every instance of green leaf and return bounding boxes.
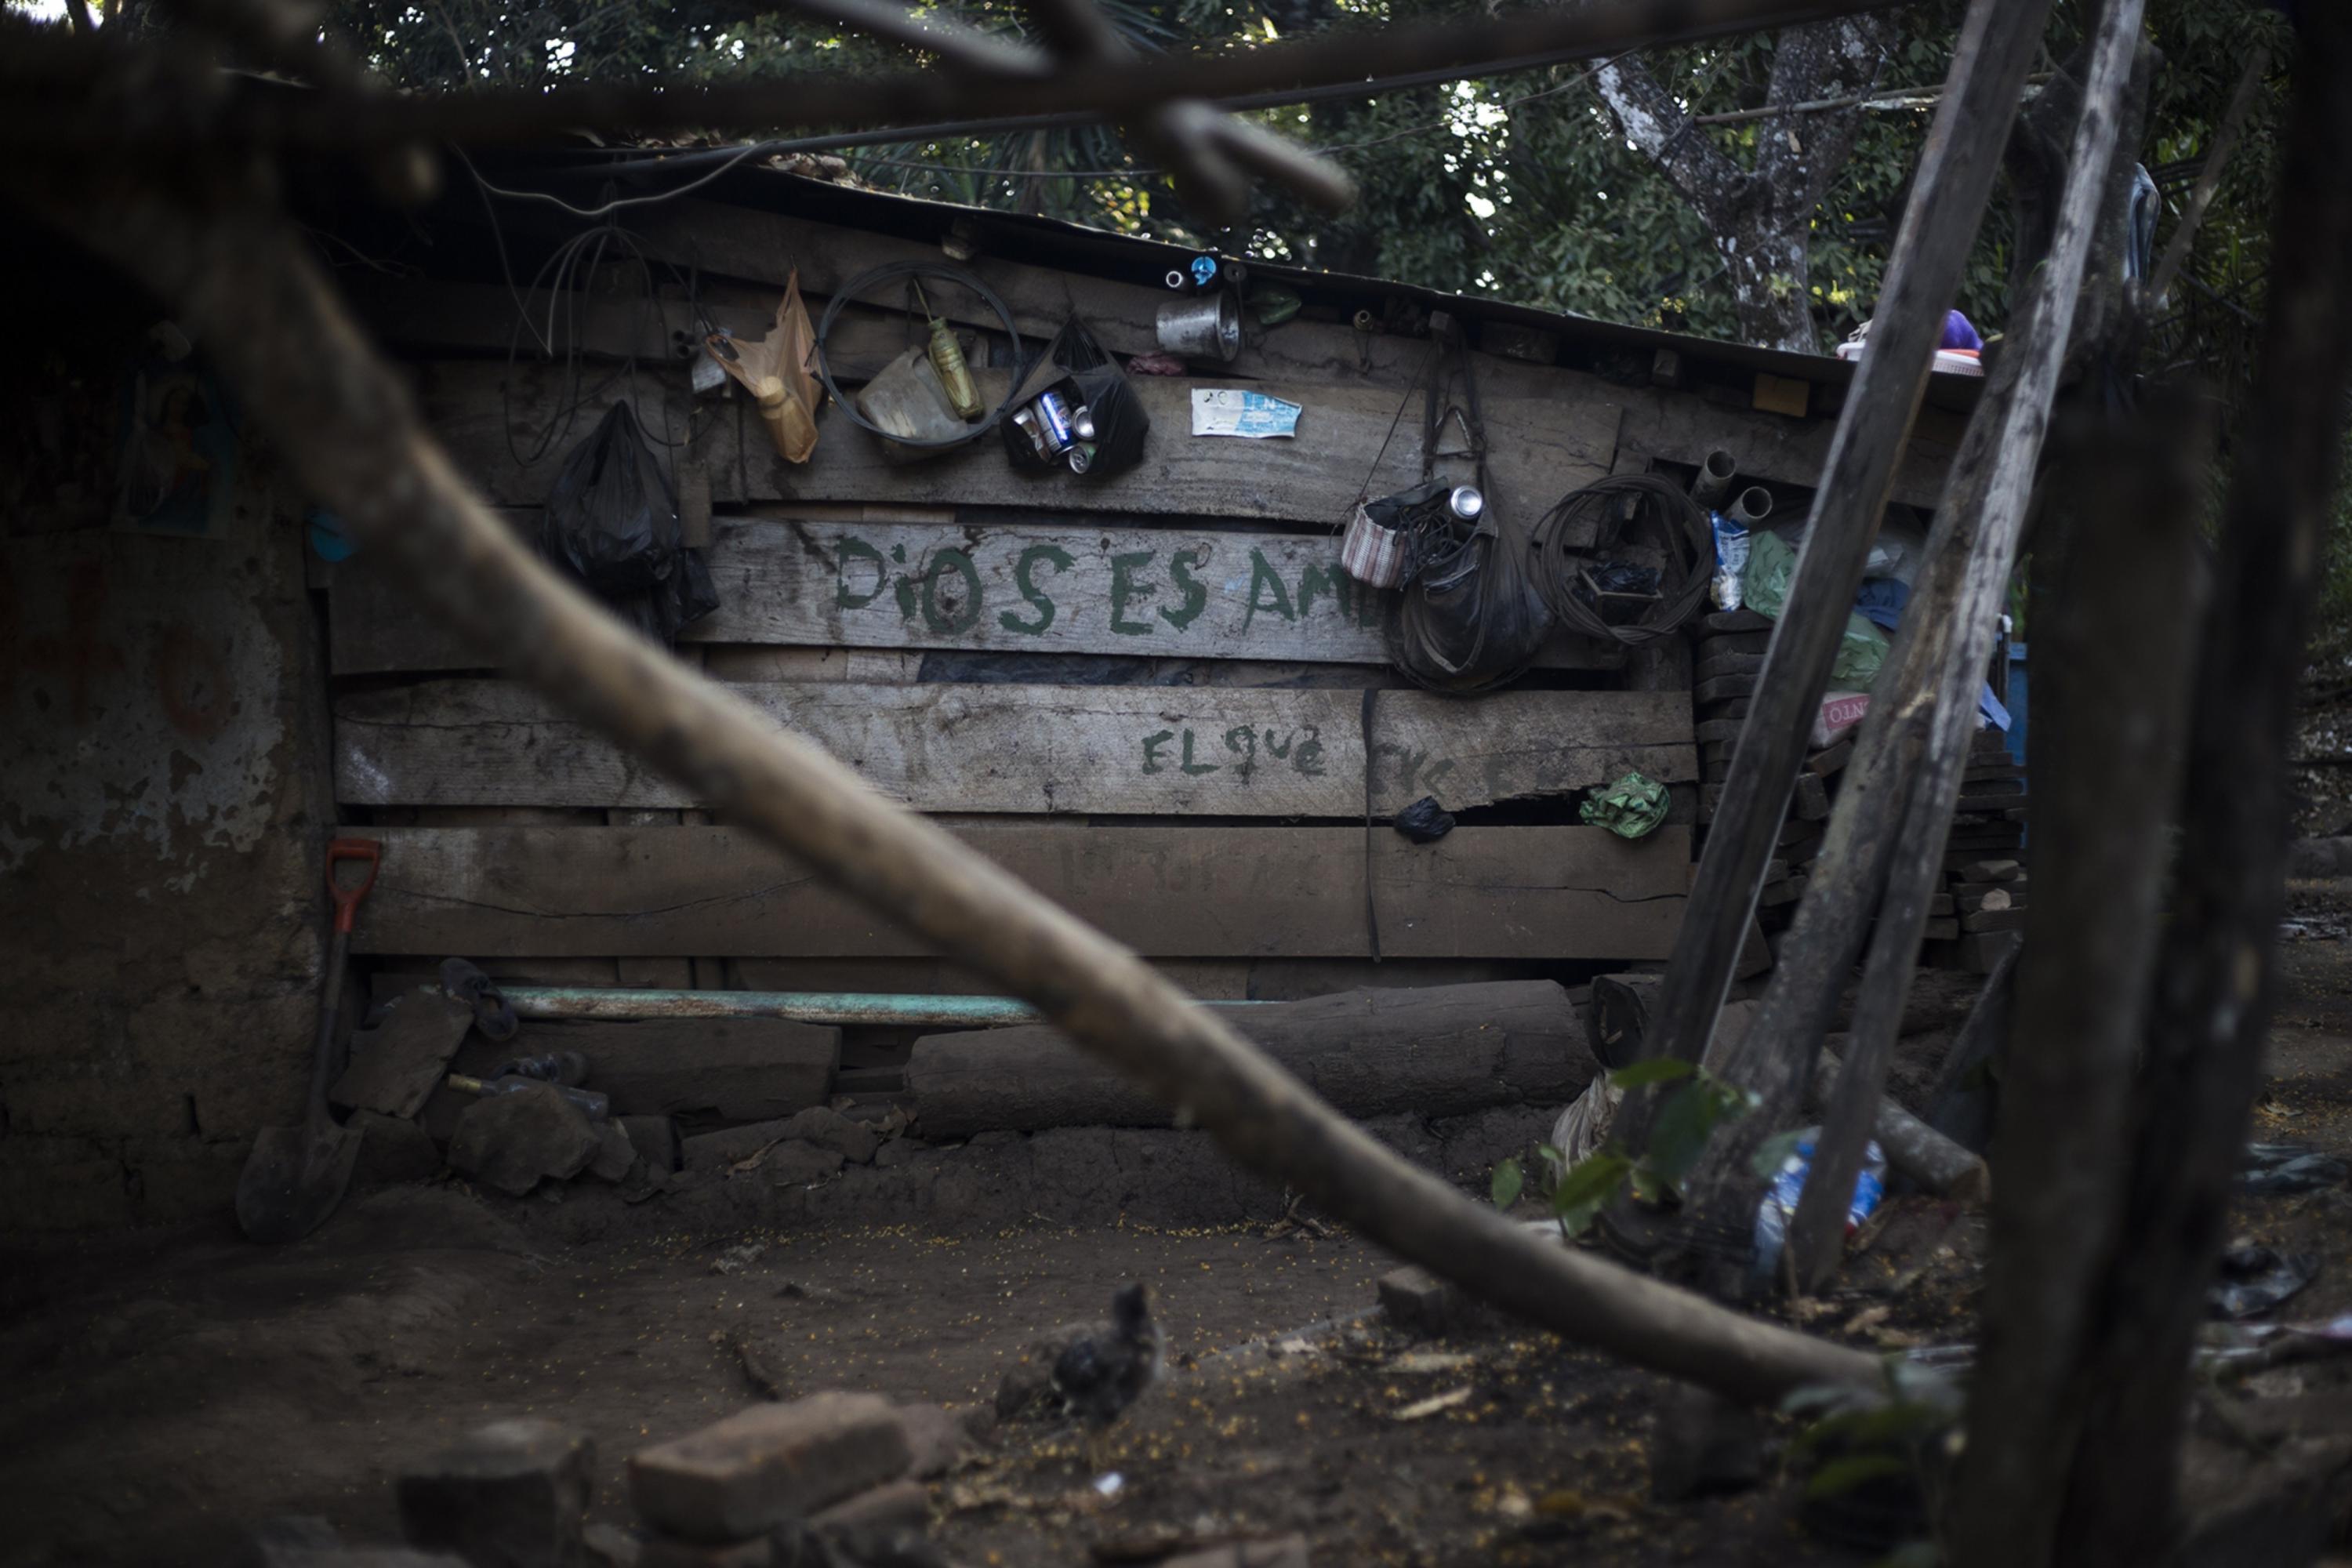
[1610,1058,1697,1090]
[1802,1453,1913,1502]
[1645,1077,1751,1189]
[1549,1151,1634,1236]
[1751,1128,1809,1180]
[1490,1156,1525,1211]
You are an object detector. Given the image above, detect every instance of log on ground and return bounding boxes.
[908,980,1593,1138]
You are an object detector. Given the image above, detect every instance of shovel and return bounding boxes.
[236,837,380,1243]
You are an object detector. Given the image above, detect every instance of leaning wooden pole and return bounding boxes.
[1780,0,2149,1290]
[1616,0,2053,1163]
[2,169,1878,1409]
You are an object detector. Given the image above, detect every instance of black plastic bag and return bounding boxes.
[1000,317,1149,479]
[541,402,677,594]
[1392,796,1456,844]
[539,401,719,645]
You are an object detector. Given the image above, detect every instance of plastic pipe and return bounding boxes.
[1690,448,1738,507]
[1726,485,1776,527]
[499,987,1266,1029]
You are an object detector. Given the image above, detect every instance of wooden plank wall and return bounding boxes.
[323,205,1823,1012]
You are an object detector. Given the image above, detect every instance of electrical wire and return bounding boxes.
[1526,473,1712,648]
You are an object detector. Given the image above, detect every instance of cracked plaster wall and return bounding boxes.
[2,448,333,1232]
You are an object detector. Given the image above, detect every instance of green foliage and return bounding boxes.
[1548,1149,1635,1238]
[1607,1057,1696,1090]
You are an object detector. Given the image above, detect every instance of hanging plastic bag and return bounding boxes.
[539,401,677,595]
[704,270,822,463]
[539,401,718,646]
[1000,317,1149,479]
[1751,1134,1886,1287]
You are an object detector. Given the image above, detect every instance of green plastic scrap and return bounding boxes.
[1740,527,1889,686]
[1581,771,1671,840]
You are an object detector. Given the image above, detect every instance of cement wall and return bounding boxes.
[1,445,333,1232]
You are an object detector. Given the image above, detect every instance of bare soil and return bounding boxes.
[5,935,2352,1567]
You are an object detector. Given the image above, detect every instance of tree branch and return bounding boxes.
[0,0,1906,155]
[1593,52,1747,227]
[1755,13,1892,214]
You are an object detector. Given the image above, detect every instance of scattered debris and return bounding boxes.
[2238,1142,2350,1195]
[711,1243,768,1276]
[1376,1267,1465,1338]
[1392,796,1456,844]
[1392,1387,1474,1422]
[2209,1245,2320,1319]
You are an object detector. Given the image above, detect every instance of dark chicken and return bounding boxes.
[1050,1283,1162,1425]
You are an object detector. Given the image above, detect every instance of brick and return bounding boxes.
[1377,1267,1463,1335]
[810,1477,929,1538]
[628,1394,913,1544]
[589,1122,639,1182]
[397,1417,595,1568]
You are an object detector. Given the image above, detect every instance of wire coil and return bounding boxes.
[1526,473,1715,648]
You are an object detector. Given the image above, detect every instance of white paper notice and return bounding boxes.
[1190,388,1302,439]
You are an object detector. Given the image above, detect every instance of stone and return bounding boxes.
[1163,1537,1309,1568]
[590,1122,639,1182]
[627,1394,913,1544]
[350,1112,445,1185]
[808,1477,929,1539]
[582,1523,643,1568]
[871,1138,929,1171]
[1648,1383,1764,1502]
[447,1086,602,1198]
[775,1107,878,1165]
[766,1142,844,1187]
[887,1405,963,1479]
[621,1116,682,1174]
[635,1537,771,1568]
[397,1417,597,1568]
[1377,1267,1464,1336]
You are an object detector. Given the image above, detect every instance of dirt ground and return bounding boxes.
[6,929,2352,1566]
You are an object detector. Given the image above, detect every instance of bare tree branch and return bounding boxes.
[0,0,1905,155]
[1593,53,1747,227]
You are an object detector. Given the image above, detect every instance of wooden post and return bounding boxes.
[1940,396,2209,1568]
[2043,9,2352,1559]
[1778,0,2149,1292]
[1616,0,2056,1178]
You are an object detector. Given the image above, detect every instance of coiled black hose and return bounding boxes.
[813,260,1025,450]
[1526,473,1715,648]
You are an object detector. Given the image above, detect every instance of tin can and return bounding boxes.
[1447,485,1486,522]
[1011,407,1052,460]
[1067,445,1093,475]
[1036,389,1076,449]
[1073,407,1098,444]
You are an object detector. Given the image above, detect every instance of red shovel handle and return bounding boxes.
[327,837,381,935]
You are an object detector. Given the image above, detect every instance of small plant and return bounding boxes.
[1492,1059,1765,1238]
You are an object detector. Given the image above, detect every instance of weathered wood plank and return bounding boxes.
[415,359,1622,530]
[336,680,1695,816]
[908,980,1593,1138]
[616,200,1954,506]
[347,822,1693,960]
[327,512,1623,674]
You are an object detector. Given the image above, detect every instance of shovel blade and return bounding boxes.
[235,1120,364,1243]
